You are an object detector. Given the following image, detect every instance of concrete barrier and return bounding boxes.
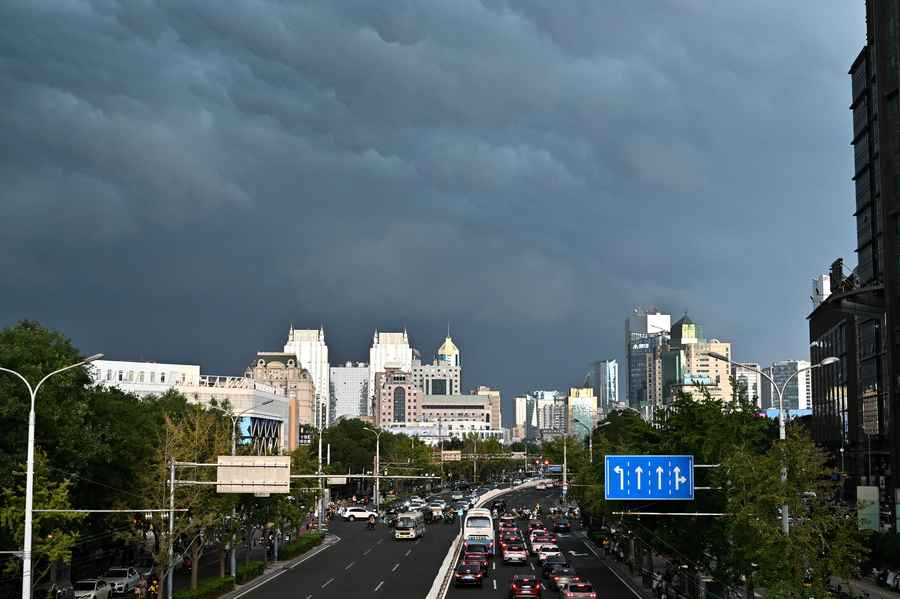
[425,480,543,599]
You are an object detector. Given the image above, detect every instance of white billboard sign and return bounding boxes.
[216,455,290,494]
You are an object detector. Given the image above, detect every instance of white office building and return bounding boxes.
[760,360,812,411]
[284,326,330,428]
[732,362,763,407]
[585,359,618,411]
[369,330,413,405]
[330,362,369,421]
[89,360,289,452]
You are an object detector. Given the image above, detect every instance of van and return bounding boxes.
[394,511,426,540]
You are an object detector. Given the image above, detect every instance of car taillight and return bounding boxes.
[590,594,596,598]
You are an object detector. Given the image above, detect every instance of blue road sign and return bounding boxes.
[604,455,694,501]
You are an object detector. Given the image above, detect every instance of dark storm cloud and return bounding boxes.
[0,0,863,416]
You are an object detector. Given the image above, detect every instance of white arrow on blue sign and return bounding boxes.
[604,455,694,501]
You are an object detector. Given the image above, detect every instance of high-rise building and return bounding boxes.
[567,387,598,439]
[732,362,762,407]
[812,274,832,308]
[329,362,369,421]
[626,308,671,410]
[473,385,502,430]
[658,315,733,404]
[437,333,461,368]
[412,335,461,395]
[284,326,330,427]
[369,330,414,407]
[759,361,811,412]
[585,359,618,411]
[373,368,422,426]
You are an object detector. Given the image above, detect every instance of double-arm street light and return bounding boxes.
[571,419,611,464]
[0,353,104,599]
[363,427,384,511]
[706,351,838,535]
[207,399,274,578]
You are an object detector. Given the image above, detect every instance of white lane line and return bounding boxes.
[493,561,496,570]
[231,569,287,599]
[374,580,384,592]
[404,549,412,557]
[305,595,312,599]
[529,562,535,570]
[377,538,384,545]
[363,548,372,556]
[582,539,642,599]
[345,561,355,570]
[392,563,400,572]
[493,579,497,590]
[321,578,334,589]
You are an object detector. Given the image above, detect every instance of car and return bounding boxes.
[531,538,557,556]
[561,581,597,598]
[541,554,569,578]
[463,547,491,571]
[342,506,378,522]
[547,566,580,590]
[73,580,112,599]
[454,563,485,587]
[100,567,139,594]
[537,544,561,564]
[509,574,543,598]
[528,520,545,531]
[554,519,571,533]
[502,542,529,564]
[451,492,464,501]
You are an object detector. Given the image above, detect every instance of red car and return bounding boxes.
[463,549,490,572]
[509,574,543,598]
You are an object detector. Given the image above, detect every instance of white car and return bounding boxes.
[342,506,378,522]
[74,579,112,599]
[101,567,139,594]
[537,544,561,564]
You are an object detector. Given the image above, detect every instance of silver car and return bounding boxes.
[73,579,112,599]
[101,567,138,594]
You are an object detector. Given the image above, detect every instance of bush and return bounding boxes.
[173,576,234,599]
[235,560,266,585]
[279,532,325,560]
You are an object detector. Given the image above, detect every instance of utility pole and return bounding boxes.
[562,436,567,499]
[317,398,324,531]
[167,461,175,599]
[473,434,478,483]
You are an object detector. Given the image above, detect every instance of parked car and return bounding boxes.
[73,580,111,599]
[341,506,378,522]
[35,581,75,599]
[100,567,139,594]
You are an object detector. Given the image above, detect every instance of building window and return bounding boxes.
[393,387,406,422]
[138,371,145,383]
[127,371,134,382]
[106,369,112,381]
[160,372,166,383]
[150,372,156,383]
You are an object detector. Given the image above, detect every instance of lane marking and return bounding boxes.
[493,561,496,570]
[493,579,497,590]
[374,580,384,592]
[305,595,312,599]
[582,539,642,599]
[231,569,287,599]
[321,578,334,588]
[363,548,372,556]
[529,562,535,570]
[404,549,412,557]
[392,563,400,572]
[377,538,384,545]
[345,561,355,570]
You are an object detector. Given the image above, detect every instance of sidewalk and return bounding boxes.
[218,533,340,599]
[831,576,900,599]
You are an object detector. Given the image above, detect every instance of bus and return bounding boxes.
[462,508,495,555]
[394,511,426,540]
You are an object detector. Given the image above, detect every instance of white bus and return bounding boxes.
[395,511,426,540]
[462,508,495,555]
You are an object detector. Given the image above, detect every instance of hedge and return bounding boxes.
[279,532,325,560]
[173,576,234,599]
[235,560,266,585]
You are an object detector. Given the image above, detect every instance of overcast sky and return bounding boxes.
[0,1,865,422]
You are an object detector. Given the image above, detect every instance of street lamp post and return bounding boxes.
[707,352,838,535]
[0,352,104,599]
[207,400,273,579]
[363,427,383,512]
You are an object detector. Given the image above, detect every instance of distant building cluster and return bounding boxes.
[87,325,503,451]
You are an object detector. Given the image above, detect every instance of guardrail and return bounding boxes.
[426,480,542,599]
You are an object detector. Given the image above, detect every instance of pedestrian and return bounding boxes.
[134,575,146,599]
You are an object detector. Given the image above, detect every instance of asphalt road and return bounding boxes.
[446,487,640,599]
[235,510,460,599]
